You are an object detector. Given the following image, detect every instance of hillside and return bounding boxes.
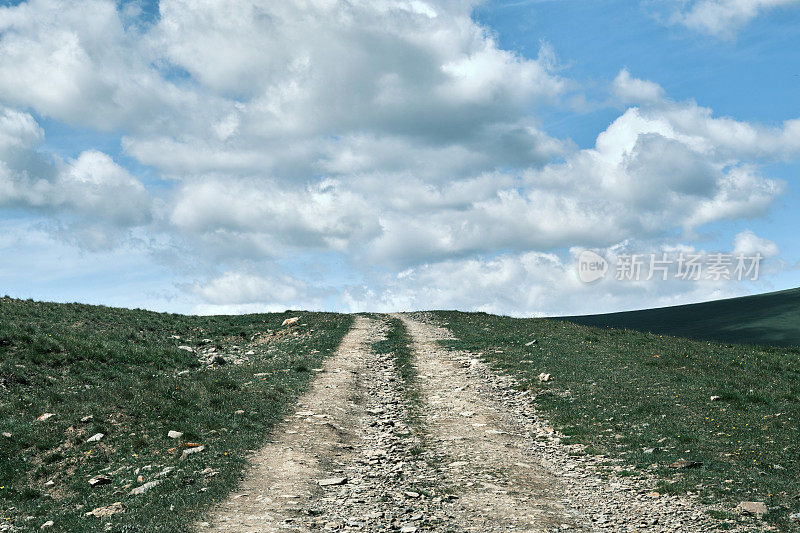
[557,287,800,347]
[0,297,352,532]
[436,310,800,530]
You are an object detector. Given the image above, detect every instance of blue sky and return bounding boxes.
[1,0,799,315]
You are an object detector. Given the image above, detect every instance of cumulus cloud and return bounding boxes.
[733,229,780,257]
[340,241,767,316]
[0,1,796,314]
[0,106,151,231]
[613,69,665,103]
[189,271,309,306]
[667,0,800,38]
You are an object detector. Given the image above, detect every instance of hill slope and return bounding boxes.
[557,287,800,347]
[0,297,352,532]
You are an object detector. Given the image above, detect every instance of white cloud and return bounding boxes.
[340,242,767,316]
[613,69,665,103]
[0,106,151,229]
[668,0,800,38]
[189,271,309,306]
[0,1,797,314]
[733,229,780,257]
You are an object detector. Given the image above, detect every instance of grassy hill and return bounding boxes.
[0,297,352,532]
[557,287,800,347]
[434,310,800,530]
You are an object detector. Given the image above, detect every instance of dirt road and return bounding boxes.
[199,314,745,532]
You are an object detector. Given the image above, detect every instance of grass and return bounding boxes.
[434,310,800,530]
[0,297,352,532]
[558,286,800,347]
[370,316,421,424]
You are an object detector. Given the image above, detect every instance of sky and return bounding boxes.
[1,0,799,316]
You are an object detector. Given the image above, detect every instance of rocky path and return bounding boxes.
[200,314,750,532]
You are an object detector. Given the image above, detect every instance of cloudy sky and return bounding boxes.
[1,0,799,316]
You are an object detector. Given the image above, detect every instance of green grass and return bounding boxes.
[0,297,352,532]
[371,316,421,424]
[434,310,800,530]
[558,286,800,347]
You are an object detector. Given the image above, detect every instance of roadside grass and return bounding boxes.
[0,297,352,532]
[433,311,800,530]
[370,316,421,424]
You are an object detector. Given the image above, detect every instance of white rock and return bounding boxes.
[180,445,205,460]
[40,521,54,529]
[86,433,104,443]
[736,501,767,517]
[36,413,55,422]
[538,373,552,382]
[167,430,183,439]
[85,502,124,517]
[318,477,348,487]
[88,475,111,487]
[282,317,300,326]
[177,346,194,352]
[130,480,162,495]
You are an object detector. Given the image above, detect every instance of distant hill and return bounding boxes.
[556,287,800,347]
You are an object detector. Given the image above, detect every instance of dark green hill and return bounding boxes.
[557,287,800,347]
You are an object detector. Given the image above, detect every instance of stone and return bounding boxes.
[40,521,54,529]
[167,430,184,439]
[156,467,175,478]
[646,491,661,499]
[670,460,702,469]
[36,413,55,422]
[525,340,537,346]
[282,317,300,326]
[403,491,420,498]
[710,395,721,401]
[86,502,124,517]
[180,445,205,460]
[88,475,112,487]
[234,410,245,415]
[318,477,348,487]
[538,373,552,382]
[86,433,104,443]
[736,501,767,517]
[1,432,11,438]
[80,415,94,423]
[400,526,417,533]
[130,480,162,495]
[177,346,194,352]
